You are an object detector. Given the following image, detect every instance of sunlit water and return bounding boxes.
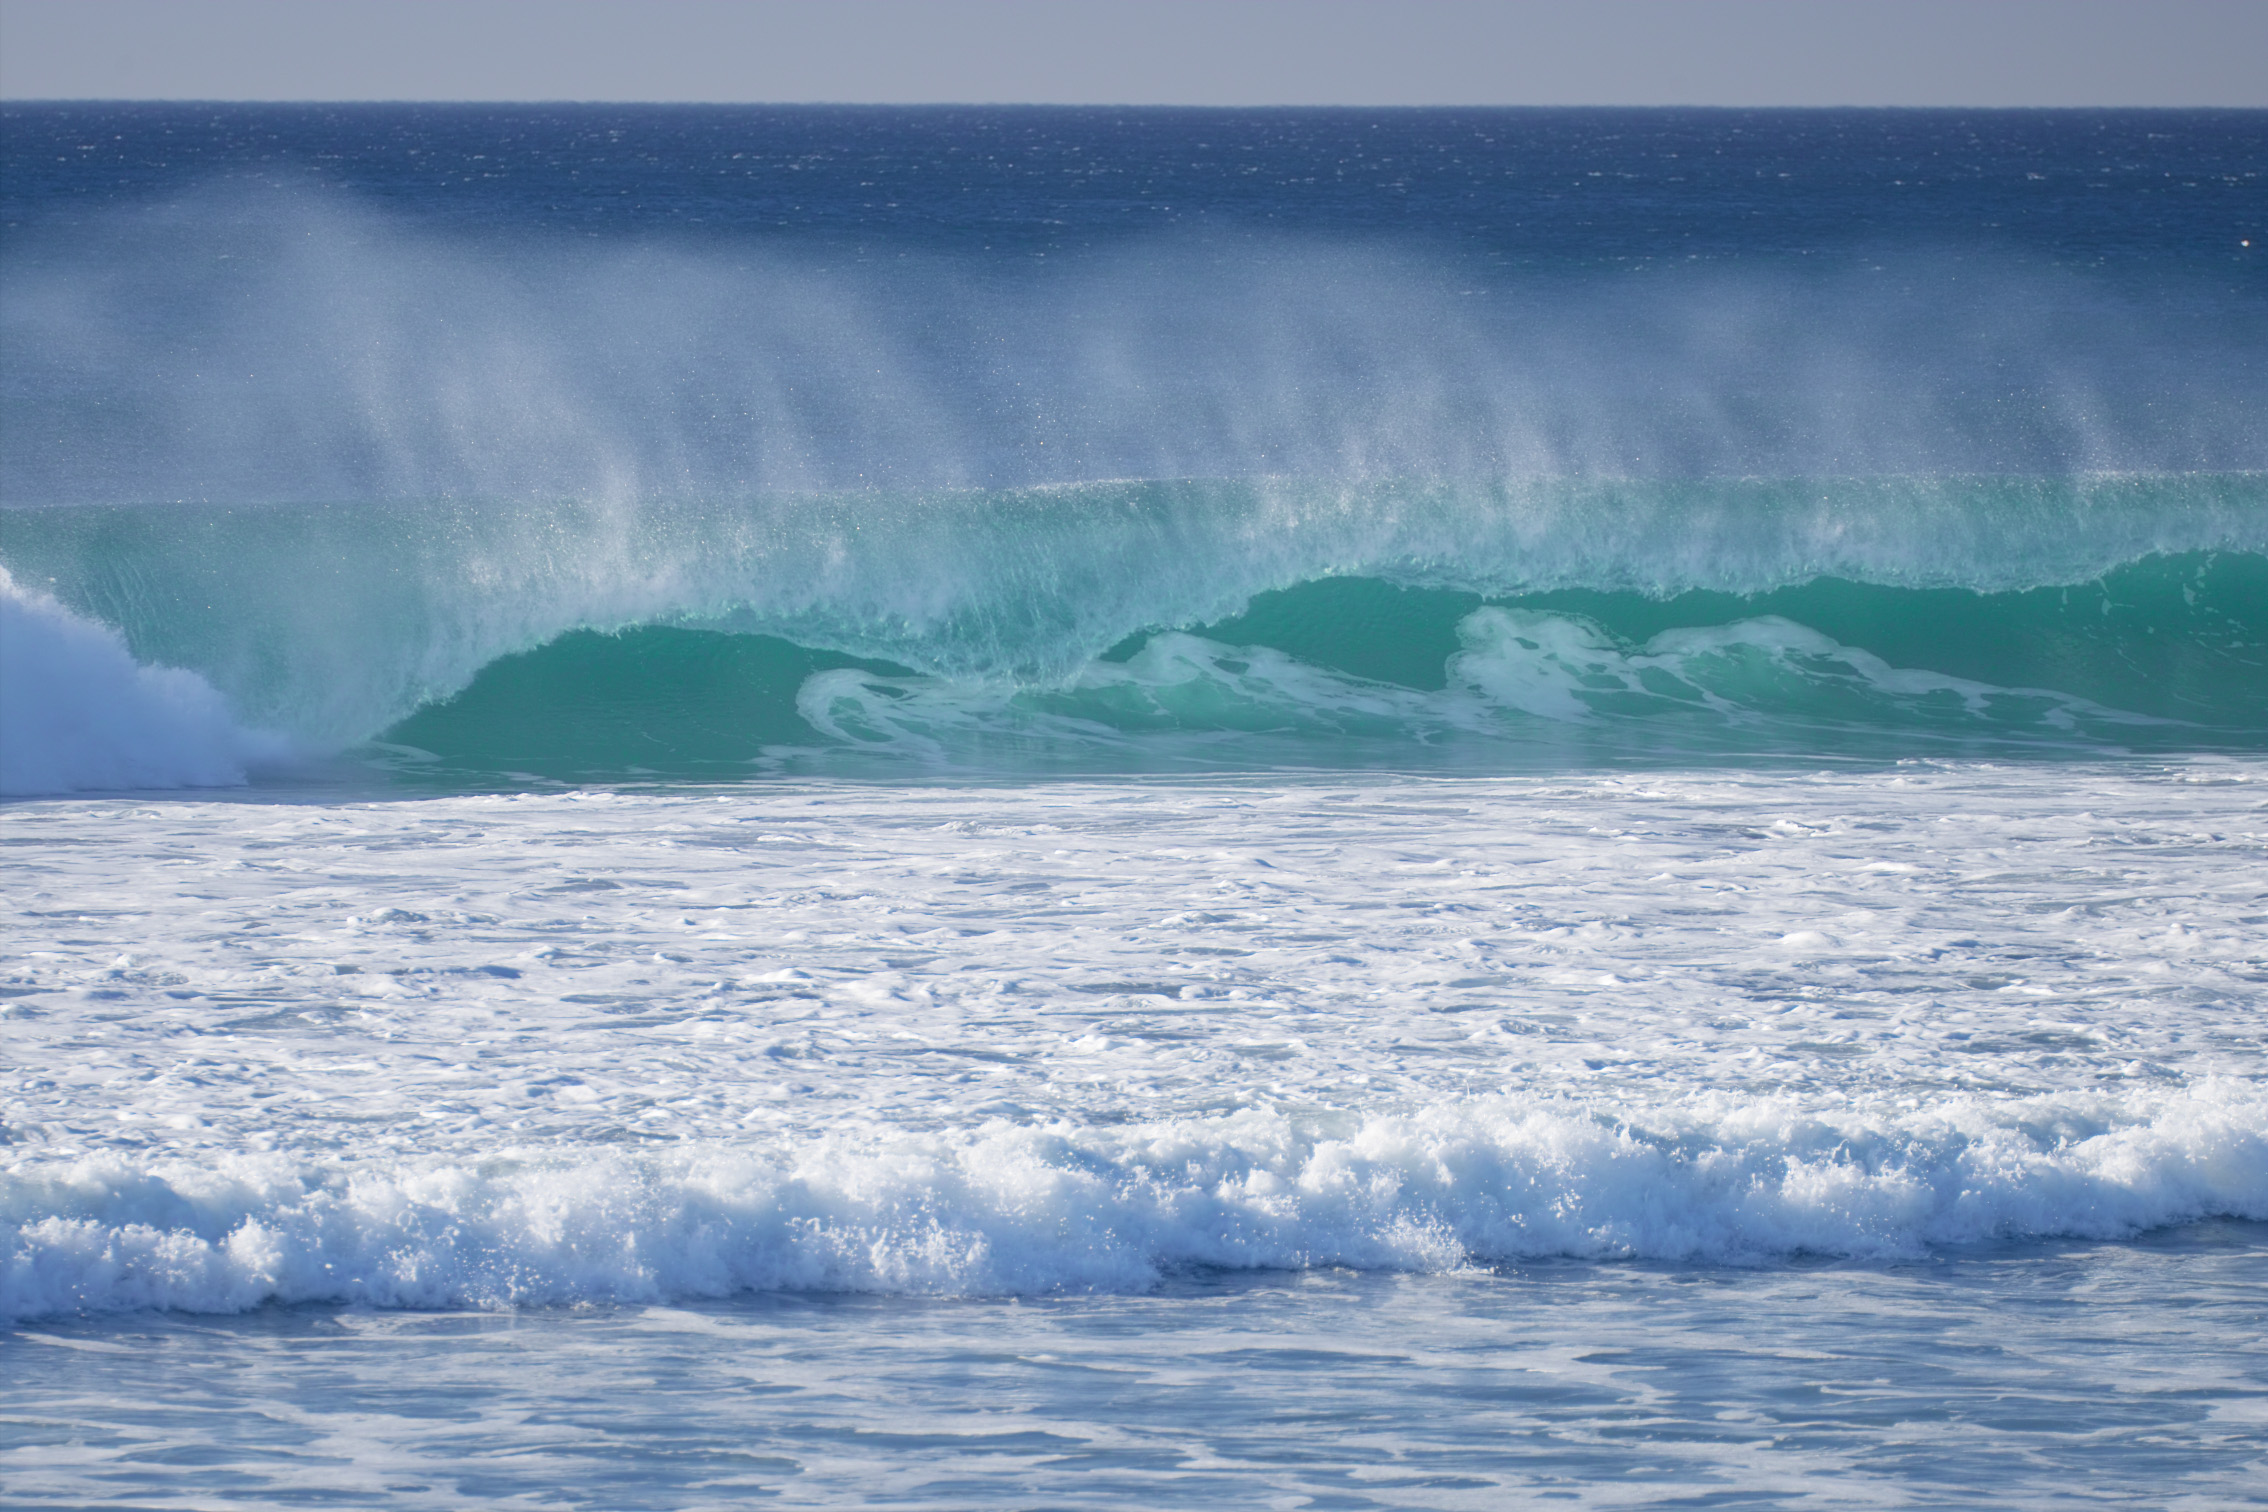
[5,105,2266,1507]
[8,1230,2266,1509]
[7,765,2268,1505]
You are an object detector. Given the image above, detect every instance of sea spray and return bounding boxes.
[6,190,2263,510]
[7,172,2264,781]
[0,567,284,795]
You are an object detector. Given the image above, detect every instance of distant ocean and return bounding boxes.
[4,106,2265,1508]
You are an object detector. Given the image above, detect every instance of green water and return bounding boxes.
[5,474,2263,780]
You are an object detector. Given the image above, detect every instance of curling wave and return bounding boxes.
[0,567,285,796]
[3,477,2262,784]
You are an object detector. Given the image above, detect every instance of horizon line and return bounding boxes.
[10,98,2266,111]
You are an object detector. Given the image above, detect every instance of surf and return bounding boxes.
[11,1082,2264,1320]
[2,476,2262,792]
[6,183,2264,791]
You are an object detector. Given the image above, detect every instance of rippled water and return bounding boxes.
[8,1224,2266,1509]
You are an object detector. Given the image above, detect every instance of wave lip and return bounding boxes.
[7,1086,2262,1321]
[0,567,285,796]
[7,477,2263,775]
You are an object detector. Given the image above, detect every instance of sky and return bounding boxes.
[1,0,2264,108]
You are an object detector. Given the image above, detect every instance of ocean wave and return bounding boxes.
[4,479,2263,777]
[785,607,2193,772]
[8,1083,2258,1314]
[7,1085,2263,1320]
[6,185,2264,782]
[0,567,284,796]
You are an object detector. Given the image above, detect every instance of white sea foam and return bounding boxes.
[0,568,283,796]
[792,610,2155,762]
[4,766,2263,1319]
[8,1084,2262,1320]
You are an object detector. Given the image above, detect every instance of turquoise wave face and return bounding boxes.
[8,475,2256,784]
[371,556,2265,782]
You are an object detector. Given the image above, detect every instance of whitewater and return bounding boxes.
[9,766,2268,1317]
[4,104,2267,1507]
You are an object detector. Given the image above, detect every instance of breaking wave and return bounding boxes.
[5,191,2263,786]
[8,1085,2263,1320]
[0,567,284,796]
[1,480,2262,786]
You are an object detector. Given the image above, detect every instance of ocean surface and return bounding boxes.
[3,105,2266,1507]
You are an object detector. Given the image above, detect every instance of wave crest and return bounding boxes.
[0,568,284,796]
[8,1086,2263,1320]
[6,481,2262,773]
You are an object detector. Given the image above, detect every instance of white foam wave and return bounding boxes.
[0,567,285,796]
[8,1086,2261,1321]
[790,609,2152,764]
[1447,608,2155,733]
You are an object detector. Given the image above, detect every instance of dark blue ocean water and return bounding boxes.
[7,104,2263,263]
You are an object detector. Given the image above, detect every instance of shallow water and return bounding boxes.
[7,1225,2265,1510]
[7,765,2264,1319]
